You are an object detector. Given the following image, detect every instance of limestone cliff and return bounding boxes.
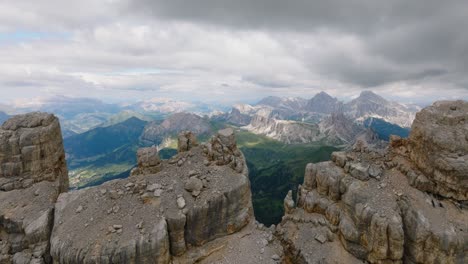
[0,113,69,264]
[278,100,467,264]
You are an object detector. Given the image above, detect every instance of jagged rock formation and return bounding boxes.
[244,108,381,146]
[344,91,417,128]
[177,131,198,153]
[130,146,162,176]
[0,113,68,264]
[203,128,245,173]
[244,113,323,144]
[278,100,467,264]
[305,91,342,114]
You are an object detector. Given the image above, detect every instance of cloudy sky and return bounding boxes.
[0,0,467,105]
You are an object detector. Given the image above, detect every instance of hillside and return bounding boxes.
[64,117,147,188]
[236,130,340,225]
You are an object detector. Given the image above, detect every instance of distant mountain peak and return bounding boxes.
[306,91,340,114]
[356,90,387,103]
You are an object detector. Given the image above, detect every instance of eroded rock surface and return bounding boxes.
[407,100,468,200]
[0,113,68,264]
[50,129,254,263]
[130,146,162,176]
[203,128,245,173]
[278,101,468,264]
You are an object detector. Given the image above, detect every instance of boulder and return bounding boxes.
[131,146,161,176]
[178,131,198,153]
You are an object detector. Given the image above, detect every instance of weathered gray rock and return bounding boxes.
[0,113,68,264]
[130,146,161,176]
[408,100,468,200]
[283,190,295,214]
[282,101,468,264]
[178,131,198,153]
[203,128,245,173]
[0,112,68,192]
[50,132,253,263]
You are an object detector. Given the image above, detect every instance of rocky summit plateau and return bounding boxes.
[0,100,467,264]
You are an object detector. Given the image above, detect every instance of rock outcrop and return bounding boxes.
[49,127,282,263]
[0,113,68,264]
[278,100,467,264]
[407,100,467,200]
[130,146,162,176]
[177,131,198,153]
[203,128,245,173]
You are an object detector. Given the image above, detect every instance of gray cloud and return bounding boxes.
[0,0,466,105]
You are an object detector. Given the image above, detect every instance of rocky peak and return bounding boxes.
[344,91,416,127]
[306,91,341,114]
[356,90,388,104]
[278,100,467,263]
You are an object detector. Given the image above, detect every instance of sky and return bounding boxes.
[0,0,467,105]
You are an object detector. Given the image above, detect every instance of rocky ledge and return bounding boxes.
[278,100,467,264]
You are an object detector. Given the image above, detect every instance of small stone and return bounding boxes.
[147,183,162,192]
[113,225,123,229]
[315,234,327,244]
[177,196,186,209]
[177,159,184,167]
[271,254,280,261]
[136,222,143,229]
[109,190,119,200]
[112,205,120,213]
[204,160,210,166]
[182,208,188,215]
[75,205,83,214]
[154,189,163,197]
[34,189,40,196]
[100,189,107,195]
[125,182,134,188]
[188,170,198,176]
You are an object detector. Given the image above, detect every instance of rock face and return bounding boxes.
[0,113,68,264]
[407,100,468,200]
[130,146,161,176]
[0,112,68,192]
[278,100,467,264]
[49,129,267,263]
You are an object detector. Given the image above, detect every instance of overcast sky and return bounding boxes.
[0,0,467,105]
